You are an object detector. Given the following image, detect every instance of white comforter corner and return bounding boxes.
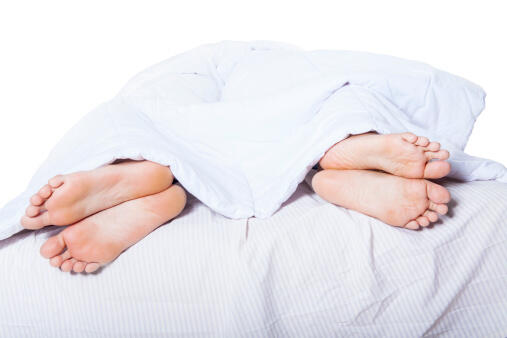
[1,40,506,240]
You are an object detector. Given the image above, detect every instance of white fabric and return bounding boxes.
[1,179,506,336]
[1,40,506,239]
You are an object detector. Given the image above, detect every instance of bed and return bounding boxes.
[1,175,506,337]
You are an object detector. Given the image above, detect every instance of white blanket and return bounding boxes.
[1,40,506,239]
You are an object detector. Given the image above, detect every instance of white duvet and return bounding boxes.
[1,40,506,239]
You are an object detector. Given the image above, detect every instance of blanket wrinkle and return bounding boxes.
[1,40,506,240]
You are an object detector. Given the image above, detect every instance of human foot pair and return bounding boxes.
[314,132,451,230]
[21,161,186,273]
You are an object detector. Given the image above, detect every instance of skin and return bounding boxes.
[314,132,451,229]
[318,132,451,179]
[312,169,449,230]
[40,184,186,273]
[21,160,175,230]
[22,160,185,273]
[20,132,452,273]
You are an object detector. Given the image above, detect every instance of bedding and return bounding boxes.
[1,178,506,336]
[1,40,507,240]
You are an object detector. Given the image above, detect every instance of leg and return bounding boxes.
[21,160,173,230]
[40,184,187,273]
[319,132,451,179]
[312,169,450,230]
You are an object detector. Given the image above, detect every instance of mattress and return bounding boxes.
[1,177,506,337]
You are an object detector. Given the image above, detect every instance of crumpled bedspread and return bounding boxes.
[1,40,506,239]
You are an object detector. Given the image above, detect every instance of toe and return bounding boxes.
[423,161,451,179]
[85,263,101,273]
[49,175,65,189]
[50,250,71,267]
[30,194,44,206]
[20,212,51,230]
[38,185,53,199]
[415,136,430,147]
[416,216,430,227]
[423,210,439,222]
[73,261,86,273]
[401,132,418,143]
[61,258,77,272]
[426,149,450,161]
[50,256,63,267]
[25,205,41,217]
[429,202,448,215]
[426,142,441,152]
[405,220,420,230]
[50,256,62,267]
[426,181,451,204]
[40,234,66,259]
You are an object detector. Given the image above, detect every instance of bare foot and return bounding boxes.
[311,169,450,230]
[40,185,187,273]
[21,161,173,230]
[319,132,451,179]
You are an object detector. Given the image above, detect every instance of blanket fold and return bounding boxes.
[1,41,505,240]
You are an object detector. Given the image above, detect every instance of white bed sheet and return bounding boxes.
[1,178,506,337]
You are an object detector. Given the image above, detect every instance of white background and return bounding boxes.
[0,0,505,208]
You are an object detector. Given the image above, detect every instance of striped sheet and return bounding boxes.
[0,178,506,337]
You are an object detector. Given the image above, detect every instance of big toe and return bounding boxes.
[426,181,451,204]
[40,234,66,259]
[423,160,451,179]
